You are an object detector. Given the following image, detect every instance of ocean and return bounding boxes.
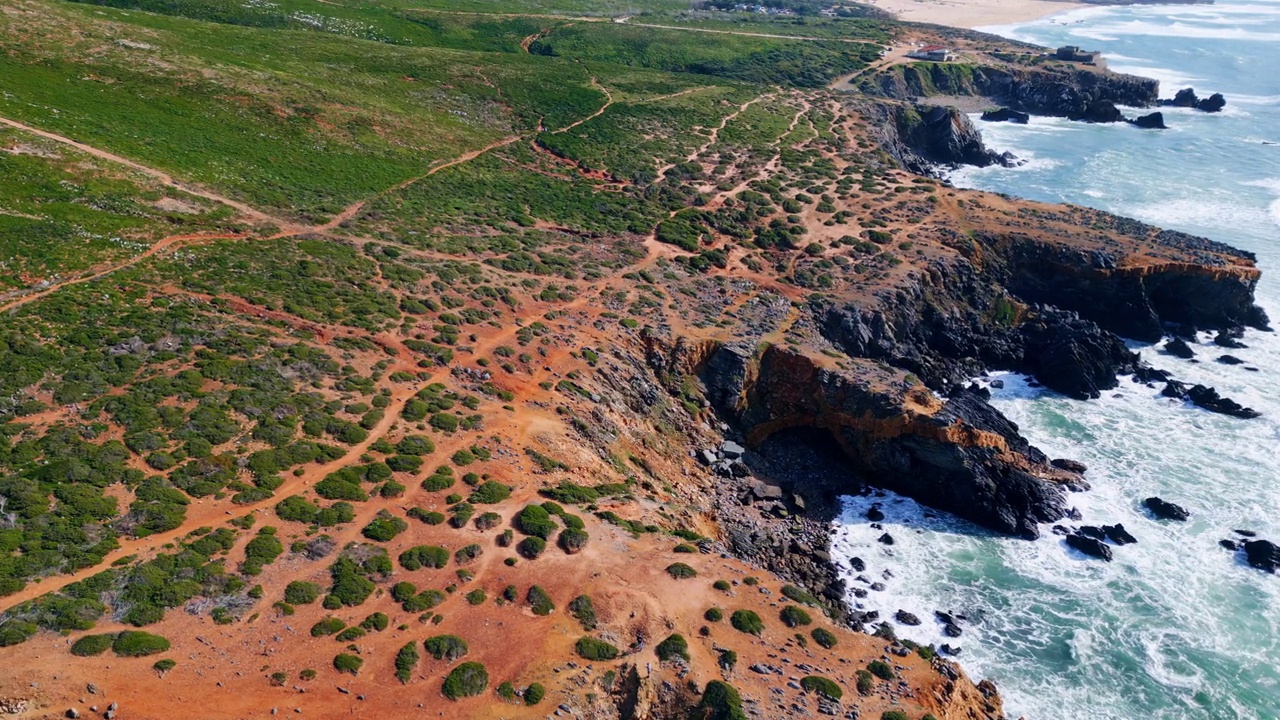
[831,2,1280,718]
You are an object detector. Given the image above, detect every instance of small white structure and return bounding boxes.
[907,44,953,62]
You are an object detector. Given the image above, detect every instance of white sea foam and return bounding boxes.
[1073,21,1280,43]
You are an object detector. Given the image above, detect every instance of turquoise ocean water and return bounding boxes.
[832,2,1280,718]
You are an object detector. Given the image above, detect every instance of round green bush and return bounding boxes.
[70,634,114,657]
[515,505,557,540]
[696,680,747,720]
[518,536,546,559]
[558,528,589,554]
[333,653,363,675]
[780,605,812,628]
[704,607,724,622]
[112,631,171,657]
[665,562,697,579]
[655,634,689,662]
[713,580,731,592]
[800,675,843,700]
[867,659,895,680]
[153,658,176,673]
[856,669,874,695]
[442,661,488,700]
[730,610,764,635]
[524,682,546,705]
[310,617,346,637]
[811,627,838,649]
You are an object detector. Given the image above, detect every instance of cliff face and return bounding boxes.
[885,104,1014,170]
[646,193,1266,541]
[862,62,1159,117]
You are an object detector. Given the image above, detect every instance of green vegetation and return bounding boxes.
[284,581,322,605]
[515,504,558,540]
[333,653,363,675]
[856,670,875,695]
[574,636,620,661]
[568,595,597,630]
[527,586,555,616]
[153,658,176,673]
[665,562,697,579]
[730,609,764,635]
[780,605,812,627]
[780,584,819,606]
[868,659,895,680]
[361,511,408,542]
[811,627,838,649]
[424,634,469,661]
[400,545,450,571]
[881,713,909,720]
[695,680,748,720]
[705,607,724,622]
[442,661,489,700]
[310,617,345,637]
[395,642,419,684]
[70,633,115,656]
[800,675,842,700]
[655,634,689,662]
[525,682,546,705]
[112,631,171,657]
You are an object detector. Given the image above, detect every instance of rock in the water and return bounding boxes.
[943,623,963,637]
[1234,529,1258,538]
[1165,337,1195,358]
[1071,99,1123,123]
[1051,458,1088,473]
[940,643,962,656]
[1162,87,1201,107]
[877,533,895,545]
[1066,533,1114,561]
[1077,525,1108,541]
[1103,524,1138,545]
[1214,329,1248,349]
[1217,355,1245,365]
[1144,496,1190,521]
[1220,539,1240,550]
[849,556,866,572]
[866,506,885,522]
[1242,539,1280,573]
[895,610,922,626]
[1186,384,1260,419]
[1130,111,1167,129]
[1198,93,1226,112]
[981,107,1030,124]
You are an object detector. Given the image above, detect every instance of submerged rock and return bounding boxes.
[1144,497,1190,521]
[1103,524,1138,545]
[895,610,922,626]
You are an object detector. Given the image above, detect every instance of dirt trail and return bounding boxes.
[620,20,883,44]
[656,90,776,181]
[0,233,242,314]
[549,78,613,135]
[0,116,296,231]
[314,134,523,233]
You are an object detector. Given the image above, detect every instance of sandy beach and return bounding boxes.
[864,0,1085,29]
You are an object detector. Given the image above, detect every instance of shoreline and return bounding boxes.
[863,0,1086,29]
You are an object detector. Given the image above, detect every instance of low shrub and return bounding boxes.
[395,642,419,683]
[515,505,557,540]
[400,545,450,571]
[527,586,554,616]
[811,627,838,649]
[517,536,546,559]
[655,634,689,662]
[730,610,764,635]
[524,682,545,705]
[442,661,488,700]
[311,618,346,637]
[696,680,747,720]
[557,528,589,554]
[868,659,895,680]
[665,563,697,579]
[856,669,874,695]
[780,605,812,628]
[112,631,170,657]
[568,595,596,630]
[424,634,468,661]
[800,675,843,700]
[574,636,619,661]
[71,634,114,657]
[781,584,819,606]
[284,581,322,605]
[333,653,362,675]
[704,607,724,622]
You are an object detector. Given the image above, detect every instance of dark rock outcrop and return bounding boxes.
[1066,533,1113,561]
[1165,337,1195,358]
[1130,112,1167,129]
[1161,88,1227,112]
[1182,384,1260,418]
[1144,496,1190,521]
[863,62,1158,119]
[1071,99,1124,123]
[1242,540,1280,573]
[1103,524,1138,545]
[891,104,1016,169]
[895,610,922,626]
[981,108,1030,124]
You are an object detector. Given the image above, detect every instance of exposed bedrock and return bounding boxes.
[702,344,1072,539]
[892,105,1016,169]
[862,63,1159,118]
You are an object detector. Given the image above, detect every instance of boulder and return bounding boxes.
[849,556,866,572]
[1103,524,1137,545]
[877,533,895,545]
[1186,384,1260,419]
[1162,87,1200,107]
[1071,99,1124,123]
[1214,329,1247,348]
[1077,525,1107,541]
[980,108,1030,124]
[1219,539,1240,550]
[940,643,962,656]
[1197,93,1226,113]
[1065,533,1113,561]
[1144,497,1190,521]
[1051,458,1088,473]
[1242,539,1280,573]
[944,622,963,637]
[866,506,885,522]
[1130,112,1167,129]
[1216,355,1244,365]
[1164,337,1195,358]
[895,610,922,626]
[720,440,745,460]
